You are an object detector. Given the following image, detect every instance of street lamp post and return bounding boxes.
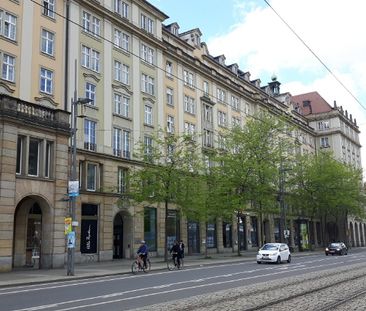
[66,97,91,276]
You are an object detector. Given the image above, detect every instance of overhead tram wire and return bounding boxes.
[28,0,317,138]
[264,0,366,112]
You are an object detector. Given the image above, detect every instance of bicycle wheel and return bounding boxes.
[167,258,176,271]
[131,261,139,274]
[143,258,151,273]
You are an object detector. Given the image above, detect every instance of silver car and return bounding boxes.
[256,243,291,264]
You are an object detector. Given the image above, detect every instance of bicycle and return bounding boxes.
[167,253,184,270]
[131,256,151,274]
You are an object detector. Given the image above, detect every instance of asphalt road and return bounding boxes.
[2,249,366,311]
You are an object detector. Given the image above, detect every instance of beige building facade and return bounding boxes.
[0,0,364,272]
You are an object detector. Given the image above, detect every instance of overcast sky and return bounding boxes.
[150,0,366,177]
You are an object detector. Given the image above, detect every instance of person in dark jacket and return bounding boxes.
[137,240,148,268]
[170,240,181,267]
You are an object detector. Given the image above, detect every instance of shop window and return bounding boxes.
[206,223,217,248]
[222,222,232,248]
[80,204,98,253]
[166,210,180,248]
[144,207,157,251]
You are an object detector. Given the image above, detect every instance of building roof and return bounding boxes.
[292,91,333,115]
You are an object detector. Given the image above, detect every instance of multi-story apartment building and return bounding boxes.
[0,0,364,272]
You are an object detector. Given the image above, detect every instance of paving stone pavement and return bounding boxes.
[130,262,366,311]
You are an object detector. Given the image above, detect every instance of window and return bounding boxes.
[166,61,173,78]
[203,129,213,147]
[141,43,154,64]
[1,53,15,82]
[144,105,153,125]
[16,136,23,174]
[232,116,240,127]
[217,88,226,102]
[167,115,175,133]
[43,0,55,18]
[218,111,227,127]
[206,223,217,248]
[115,61,129,85]
[166,88,173,106]
[81,45,100,73]
[87,163,97,191]
[45,141,52,178]
[320,137,329,148]
[318,121,330,130]
[84,119,97,151]
[144,207,157,251]
[218,134,226,150]
[141,74,154,95]
[231,96,239,110]
[28,138,40,176]
[222,223,232,248]
[41,29,54,56]
[80,204,98,253]
[244,102,250,115]
[0,11,17,41]
[203,81,209,96]
[183,70,194,87]
[118,167,128,193]
[40,67,53,94]
[141,14,154,33]
[113,128,130,158]
[82,12,100,36]
[184,122,196,138]
[203,104,213,123]
[114,29,129,51]
[114,93,129,118]
[144,135,153,158]
[184,95,195,114]
[114,0,129,19]
[85,82,96,106]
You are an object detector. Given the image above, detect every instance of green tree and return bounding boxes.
[218,113,295,246]
[288,151,365,246]
[127,130,202,260]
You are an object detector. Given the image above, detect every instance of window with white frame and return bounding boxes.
[114,60,122,81]
[122,129,130,158]
[141,73,154,95]
[184,122,196,138]
[84,119,97,151]
[184,95,195,114]
[121,32,129,51]
[41,29,54,56]
[1,53,15,82]
[85,82,96,106]
[144,135,153,158]
[114,93,129,118]
[244,102,250,115]
[81,45,100,73]
[217,88,226,102]
[167,115,175,133]
[114,60,129,84]
[43,0,55,18]
[141,43,154,64]
[40,67,53,94]
[203,129,214,147]
[114,29,129,51]
[218,134,226,150]
[86,162,97,191]
[0,10,17,41]
[203,104,213,123]
[118,167,128,193]
[166,61,173,77]
[203,81,209,96]
[320,136,329,148]
[217,111,227,127]
[122,64,129,84]
[82,11,101,36]
[144,104,153,125]
[113,128,122,156]
[232,116,240,127]
[166,87,173,106]
[318,121,330,130]
[141,14,154,33]
[231,95,239,110]
[114,0,129,19]
[183,70,194,87]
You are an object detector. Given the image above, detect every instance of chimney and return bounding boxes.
[333,100,337,108]
[349,113,352,121]
[345,110,348,118]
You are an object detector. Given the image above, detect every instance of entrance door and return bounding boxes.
[113,214,123,259]
[187,221,200,254]
[26,203,42,267]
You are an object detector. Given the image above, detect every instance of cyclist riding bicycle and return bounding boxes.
[169,240,181,267]
[137,240,148,269]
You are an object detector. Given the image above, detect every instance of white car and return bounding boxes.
[256,243,291,264]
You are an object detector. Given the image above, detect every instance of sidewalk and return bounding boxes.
[0,250,320,288]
